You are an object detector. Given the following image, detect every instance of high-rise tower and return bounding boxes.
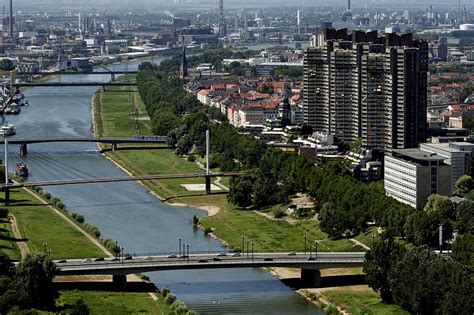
[180,45,188,80]
[303,29,428,150]
[9,0,13,39]
[219,0,226,37]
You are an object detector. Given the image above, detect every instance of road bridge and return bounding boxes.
[3,136,167,156]
[17,71,138,76]
[12,82,137,88]
[55,252,365,289]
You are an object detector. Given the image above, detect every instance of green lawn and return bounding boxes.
[354,227,379,248]
[0,216,20,260]
[320,286,409,315]
[4,189,106,259]
[57,290,171,315]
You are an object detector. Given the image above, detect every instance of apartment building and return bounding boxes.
[304,29,428,150]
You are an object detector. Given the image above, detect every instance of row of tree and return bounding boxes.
[364,236,473,314]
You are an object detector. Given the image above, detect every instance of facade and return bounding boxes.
[420,142,474,192]
[304,29,428,150]
[384,149,451,208]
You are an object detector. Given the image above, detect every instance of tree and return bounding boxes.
[451,233,474,268]
[363,237,407,303]
[455,175,474,194]
[227,173,255,208]
[69,298,89,315]
[455,201,474,234]
[0,59,15,71]
[404,210,433,246]
[12,255,58,311]
[319,202,349,239]
[152,110,180,136]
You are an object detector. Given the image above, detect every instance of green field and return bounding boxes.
[4,189,106,259]
[57,290,171,315]
[316,286,409,315]
[0,216,21,260]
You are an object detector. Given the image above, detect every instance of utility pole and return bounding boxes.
[205,129,211,194]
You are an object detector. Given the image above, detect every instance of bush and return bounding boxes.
[192,215,199,226]
[187,155,196,162]
[273,209,286,219]
[76,215,85,224]
[56,202,66,210]
[43,192,51,200]
[70,212,78,219]
[69,298,89,315]
[51,197,60,205]
[324,304,341,315]
[164,293,177,305]
[161,287,170,297]
[84,224,100,238]
[171,300,188,314]
[203,227,212,235]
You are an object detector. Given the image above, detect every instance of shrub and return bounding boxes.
[324,304,341,315]
[56,202,66,210]
[273,209,286,219]
[76,215,85,224]
[187,155,196,162]
[84,224,100,238]
[43,192,51,200]
[192,215,199,226]
[71,212,78,219]
[203,227,212,235]
[51,197,60,205]
[161,287,170,297]
[164,293,177,305]
[171,300,188,314]
[69,298,90,315]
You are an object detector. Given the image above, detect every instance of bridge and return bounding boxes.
[12,82,137,88]
[55,252,365,289]
[3,136,167,156]
[17,71,138,76]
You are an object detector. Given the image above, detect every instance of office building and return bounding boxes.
[384,149,451,208]
[304,29,428,150]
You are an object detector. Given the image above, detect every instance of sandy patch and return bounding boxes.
[170,202,221,217]
[181,184,222,191]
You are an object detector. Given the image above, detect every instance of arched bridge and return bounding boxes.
[55,252,365,289]
[3,136,167,156]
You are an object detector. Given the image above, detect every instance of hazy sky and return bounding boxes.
[10,0,474,10]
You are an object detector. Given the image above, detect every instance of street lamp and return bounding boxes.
[308,243,312,260]
[179,237,182,257]
[314,241,318,260]
[186,244,190,262]
[121,246,124,265]
[251,241,254,261]
[241,235,245,254]
[182,243,186,259]
[246,241,249,259]
[438,224,444,254]
[304,234,307,254]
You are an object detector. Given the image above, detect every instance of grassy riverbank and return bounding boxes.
[57,290,172,315]
[3,189,106,259]
[0,215,21,260]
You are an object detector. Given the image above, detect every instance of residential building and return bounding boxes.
[384,149,451,208]
[304,29,428,150]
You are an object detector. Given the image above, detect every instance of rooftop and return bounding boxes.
[391,148,446,162]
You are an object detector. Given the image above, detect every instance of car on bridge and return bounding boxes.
[167,254,178,258]
[216,252,227,257]
[199,259,208,263]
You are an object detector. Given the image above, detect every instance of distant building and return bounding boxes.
[384,149,451,208]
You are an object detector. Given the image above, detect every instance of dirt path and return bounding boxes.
[9,214,30,259]
[23,188,113,257]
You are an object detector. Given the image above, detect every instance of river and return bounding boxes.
[4,60,322,314]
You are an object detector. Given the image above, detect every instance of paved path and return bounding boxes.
[350,238,370,250]
[9,214,30,259]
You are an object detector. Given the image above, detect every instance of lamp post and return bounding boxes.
[121,246,124,265]
[304,234,307,254]
[251,241,254,261]
[115,240,118,258]
[179,237,182,257]
[314,241,318,260]
[241,235,245,254]
[246,241,249,259]
[182,243,186,259]
[186,244,190,262]
[438,224,443,254]
[308,243,312,260]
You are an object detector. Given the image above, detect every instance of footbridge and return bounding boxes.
[3,136,167,156]
[55,252,365,289]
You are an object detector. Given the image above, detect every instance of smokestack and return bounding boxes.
[219,0,226,37]
[9,0,13,39]
[348,0,351,11]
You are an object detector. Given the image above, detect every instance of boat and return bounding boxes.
[4,106,20,114]
[13,163,28,177]
[0,122,16,136]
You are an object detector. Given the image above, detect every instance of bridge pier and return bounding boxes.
[111,143,117,151]
[205,176,211,195]
[112,274,127,291]
[301,269,321,288]
[20,144,28,156]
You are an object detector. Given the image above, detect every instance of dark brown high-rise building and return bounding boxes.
[304,29,428,150]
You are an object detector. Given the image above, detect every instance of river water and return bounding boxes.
[4,61,321,314]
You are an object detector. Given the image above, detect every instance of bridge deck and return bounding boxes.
[13,82,137,87]
[56,253,366,276]
[2,136,167,145]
